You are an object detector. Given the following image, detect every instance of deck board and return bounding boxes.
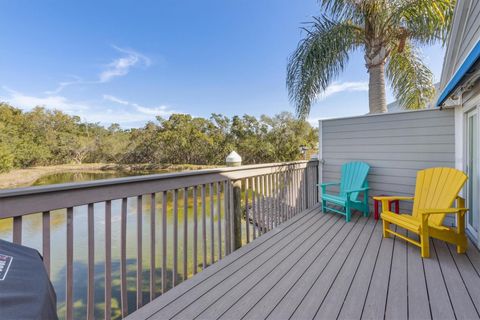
[407,231,431,320]
[336,219,383,319]
[266,214,361,319]
[434,240,479,319]
[422,239,456,320]
[385,226,408,320]
[216,214,341,320]
[126,207,480,320]
[313,217,377,319]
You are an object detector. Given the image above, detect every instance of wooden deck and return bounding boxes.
[128,206,480,320]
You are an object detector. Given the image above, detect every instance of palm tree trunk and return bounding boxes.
[368,63,387,114]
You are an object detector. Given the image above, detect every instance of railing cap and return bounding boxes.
[0,160,318,198]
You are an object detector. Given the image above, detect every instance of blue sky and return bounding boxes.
[0,0,446,128]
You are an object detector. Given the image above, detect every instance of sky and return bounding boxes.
[0,0,447,128]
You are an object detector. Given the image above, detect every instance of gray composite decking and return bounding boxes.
[128,206,480,320]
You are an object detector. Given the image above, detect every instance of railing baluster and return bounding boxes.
[228,179,234,251]
[256,176,261,235]
[66,207,74,320]
[297,169,301,213]
[302,168,309,210]
[193,186,198,274]
[308,166,312,208]
[251,177,256,240]
[120,198,128,318]
[161,191,167,294]
[295,170,299,214]
[261,175,265,234]
[183,187,188,281]
[223,181,230,255]
[282,169,288,221]
[173,189,178,286]
[87,203,95,320]
[305,167,316,207]
[42,211,50,277]
[297,169,301,211]
[270,174,274,229]
[289,169,293,219]
[278,172,281,223]
[292,170,295,215]
[216,182,222,259]
[201,184,207,267]
[150,193,155,300]
[209,183,215,264]
[245,178,250,244]
[136,196,143,308]
[104,201,112,320]
[292,169,296,216]
[266,174,270,231]
[12,216,22,244]
[273,173,277,227]
[309,166,312,208]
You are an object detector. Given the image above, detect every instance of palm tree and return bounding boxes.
[287,0,455,117]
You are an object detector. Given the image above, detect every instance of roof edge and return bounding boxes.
[437,40,480,107]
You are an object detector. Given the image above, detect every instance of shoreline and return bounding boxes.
[0,163,218,189]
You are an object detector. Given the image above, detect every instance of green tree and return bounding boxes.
[287,0,454,116]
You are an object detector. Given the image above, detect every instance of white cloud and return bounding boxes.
[42,45,151,95]
[99,46,151,83]
[44,76,83,94]
[103,94,175,118]
[2,86,89,112]
[135,105,170,116]
[319,81,368,100]
[103,94,129,105]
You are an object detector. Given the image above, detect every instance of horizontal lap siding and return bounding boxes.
[440,0,480,90]
[320,109,455,224]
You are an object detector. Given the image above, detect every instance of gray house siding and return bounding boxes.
[319,109,456,224]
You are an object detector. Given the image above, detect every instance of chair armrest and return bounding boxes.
[419,208,468,216]
[345,187,370,193]
[373,196,414,201]
[374,196,413,213]
[319,182,340,187]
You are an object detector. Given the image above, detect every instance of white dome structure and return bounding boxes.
[226,151,242,167]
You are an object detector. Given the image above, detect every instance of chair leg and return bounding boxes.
[322,200,327,213]
[345,203,351,222]
[363,204,369,217]
[363,190,369,217]
[420,237,430,258]
[382,220,390,238]
[420,218,430,258]
[457,236,468,254]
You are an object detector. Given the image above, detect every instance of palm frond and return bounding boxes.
[389,0,455,45]
[317,0,360,20]
[386,42,435,110]
[287,17,362,118]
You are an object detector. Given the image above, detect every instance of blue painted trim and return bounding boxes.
[436,40,480,107]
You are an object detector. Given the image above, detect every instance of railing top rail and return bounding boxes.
[0,160,319,218]
[0,161,317,198]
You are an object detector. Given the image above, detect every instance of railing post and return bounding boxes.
[232,179,242,250]
[226,151,243,251]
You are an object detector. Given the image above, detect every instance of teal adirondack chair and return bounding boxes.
[320,161,370,222]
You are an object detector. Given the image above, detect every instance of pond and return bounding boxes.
[0,170,246,319]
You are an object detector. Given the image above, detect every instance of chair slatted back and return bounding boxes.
[412,167,467,226]
[339,162,370,201]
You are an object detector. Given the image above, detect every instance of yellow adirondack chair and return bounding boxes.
[374,167,468,258]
